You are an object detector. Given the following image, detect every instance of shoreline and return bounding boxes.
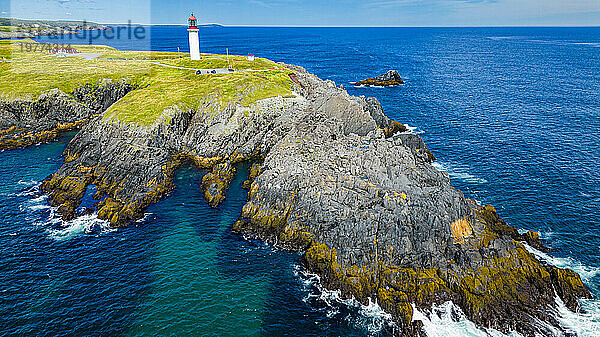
[0,40,594,336]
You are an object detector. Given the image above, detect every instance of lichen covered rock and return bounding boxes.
[201,161,236,207]
[242,161,263,190]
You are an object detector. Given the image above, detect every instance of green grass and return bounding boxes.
[0,41,295,126]
[98,50,181,61]
[104,68,294,126]
[160,54,283,71]
[0,43,150,96]
[97,50,282,71]
[0,26,49,32]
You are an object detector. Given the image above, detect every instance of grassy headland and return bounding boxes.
[0,40,295,126]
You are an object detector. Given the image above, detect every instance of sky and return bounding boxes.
[2,0,600,26]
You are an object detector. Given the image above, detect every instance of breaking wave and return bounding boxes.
[432,161,488,184]
[135,212,153,223]
[18,184,115,241]
[523,244,600,284]
[350,83,403,88]
[294,265,397,335]
[17,179,39,186]
[523,244,600,336]
[555,297,600,336]
[44,213,114,241]
[294,242,600,337]
[403,123,424,135]
[413,301,524,337]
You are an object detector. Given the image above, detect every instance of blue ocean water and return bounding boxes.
[4,27,599,336]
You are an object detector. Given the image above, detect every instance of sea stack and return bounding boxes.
[355,70,404,86]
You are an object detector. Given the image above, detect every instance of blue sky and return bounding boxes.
[3,0,600,26]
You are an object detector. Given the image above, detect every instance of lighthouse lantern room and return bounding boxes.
[188,13,201,60]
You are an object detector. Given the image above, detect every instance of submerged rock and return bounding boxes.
[2,61,592,336]
[355,70,404,87]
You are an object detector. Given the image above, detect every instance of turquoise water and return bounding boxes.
[8,27,600,336]
[0,135,389,336]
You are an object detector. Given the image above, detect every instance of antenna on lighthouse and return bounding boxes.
[187,12,201,60]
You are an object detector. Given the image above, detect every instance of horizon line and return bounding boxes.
[147,24,600,28]
[81,24,600,28]
[2,18,599,28]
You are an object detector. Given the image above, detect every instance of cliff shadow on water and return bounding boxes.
[126,162,393,336]
[0,137,395,336]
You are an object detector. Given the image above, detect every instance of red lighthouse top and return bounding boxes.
[188,13,198,29]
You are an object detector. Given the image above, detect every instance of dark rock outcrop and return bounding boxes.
[355,70,404,87]
[2,63,591,336]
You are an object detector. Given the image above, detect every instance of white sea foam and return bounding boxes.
[554,297,600,337]
[523,244,600,283]
[295,248,600,337]
[17,179,38,186]
[432,161,488,184]
[135,212,153,223]
[12,181,41,197]
[28,203,51,211]
[413,301,524,337]
[45,213,114,241]
[350,83,401,88]
[523,244,600,336]
[14,182,115,240]
[294,266,395,335]
[539,231,555,241]
[403,123,424,135]
[296,266,537,337]
[29,195,47,203]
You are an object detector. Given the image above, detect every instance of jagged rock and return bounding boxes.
[3,62,592,336]
[201,161,236,207]
[242,161,263,190]
[355,70,404,87]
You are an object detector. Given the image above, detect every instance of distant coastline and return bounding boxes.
[0,17,110,39]
[0,18,225,39]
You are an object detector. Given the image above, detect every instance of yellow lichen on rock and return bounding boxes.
[200,161,236,207]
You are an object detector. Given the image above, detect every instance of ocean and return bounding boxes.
[2,27,599,336]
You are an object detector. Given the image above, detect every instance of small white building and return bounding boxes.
[247,55,255,61]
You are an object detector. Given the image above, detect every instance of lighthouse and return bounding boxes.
[188,13,201,60]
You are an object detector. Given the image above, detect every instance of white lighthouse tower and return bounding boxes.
[188,13,201,60]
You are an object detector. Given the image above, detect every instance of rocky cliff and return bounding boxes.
[1,63,591,336]
[0,79,138,151]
